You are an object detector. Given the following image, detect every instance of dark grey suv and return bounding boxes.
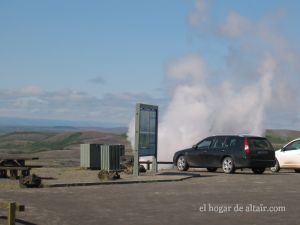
[173,135,276,174]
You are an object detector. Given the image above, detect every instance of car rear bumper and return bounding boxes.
[241,159,276,168]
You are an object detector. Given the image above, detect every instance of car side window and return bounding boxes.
[225,137,239,148]
[212,137,226,148]
[229,138,238,147]
[196,138,213,149]
[285,140,300,151]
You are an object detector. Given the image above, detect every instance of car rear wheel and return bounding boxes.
[177,156,189,171]
[270,160,280,173]
[222,157,235,174]
[295,169,300,173]
[252,168,265,174]
[207,167,217,172]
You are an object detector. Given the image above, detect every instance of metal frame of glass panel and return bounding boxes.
[134,103,158,176]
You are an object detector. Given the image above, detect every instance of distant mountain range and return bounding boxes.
[0,116,126,128]
[0,117,128,134]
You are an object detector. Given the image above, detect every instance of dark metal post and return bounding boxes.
[133,105,140,176]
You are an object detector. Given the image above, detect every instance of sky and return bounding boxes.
[0,0,300,129]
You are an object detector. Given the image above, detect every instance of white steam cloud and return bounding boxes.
[127,0,300,162]
[128,55,276,161]
[157,55,276,161]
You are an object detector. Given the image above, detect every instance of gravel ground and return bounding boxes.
[0,169,299,225]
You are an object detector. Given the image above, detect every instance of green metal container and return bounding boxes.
[100,145,125,171]
[80,144,102,169]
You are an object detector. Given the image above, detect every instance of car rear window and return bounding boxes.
[248,138,274,150]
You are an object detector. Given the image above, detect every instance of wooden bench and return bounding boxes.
[0,165,43,179]
[0,167,31,179]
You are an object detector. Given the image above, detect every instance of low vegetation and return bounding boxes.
[0,129,298,154]
[0,131,131,154]
[265,129,300,149]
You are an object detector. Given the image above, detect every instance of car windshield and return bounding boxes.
[285,140,300,150]
[249,138,273,150]
[196,138,213,149]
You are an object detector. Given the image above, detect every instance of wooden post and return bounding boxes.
[0,201,24,225]
[8,202,16,225]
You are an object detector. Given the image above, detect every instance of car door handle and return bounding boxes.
[220,150,225,152]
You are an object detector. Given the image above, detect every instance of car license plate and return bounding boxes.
[257,150,268,155]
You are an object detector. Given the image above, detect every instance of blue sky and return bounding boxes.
[0,0,300,128]
[1,0,191,95]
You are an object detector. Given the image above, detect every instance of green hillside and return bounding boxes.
[265,129,300,149]
[0,131,131,154]
[0,129,299,154]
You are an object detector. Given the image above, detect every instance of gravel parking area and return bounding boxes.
[0,167,196,188]
[0,168,299,225]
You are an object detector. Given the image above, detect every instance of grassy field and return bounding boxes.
[265,129,300,149]
[0,130,131,154]
[0,128,299,154]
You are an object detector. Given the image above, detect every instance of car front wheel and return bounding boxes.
[270,160,280,173]
[252,168,265,174]
[222,157,235,174]
[177,155,189,171]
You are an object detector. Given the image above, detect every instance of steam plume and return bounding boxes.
[127,1,300,162]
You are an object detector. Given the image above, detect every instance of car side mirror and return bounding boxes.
[281,148,285,152]
[192,144,197,149]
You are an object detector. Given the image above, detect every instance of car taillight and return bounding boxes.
[244,138,250,155]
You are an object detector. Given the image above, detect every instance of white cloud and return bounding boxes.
[13,97,47,108]
[19,86,44,96]
[0,85,44,98]
[188,0,207,27]
[219,12,252,38]
[0,86,165,125]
